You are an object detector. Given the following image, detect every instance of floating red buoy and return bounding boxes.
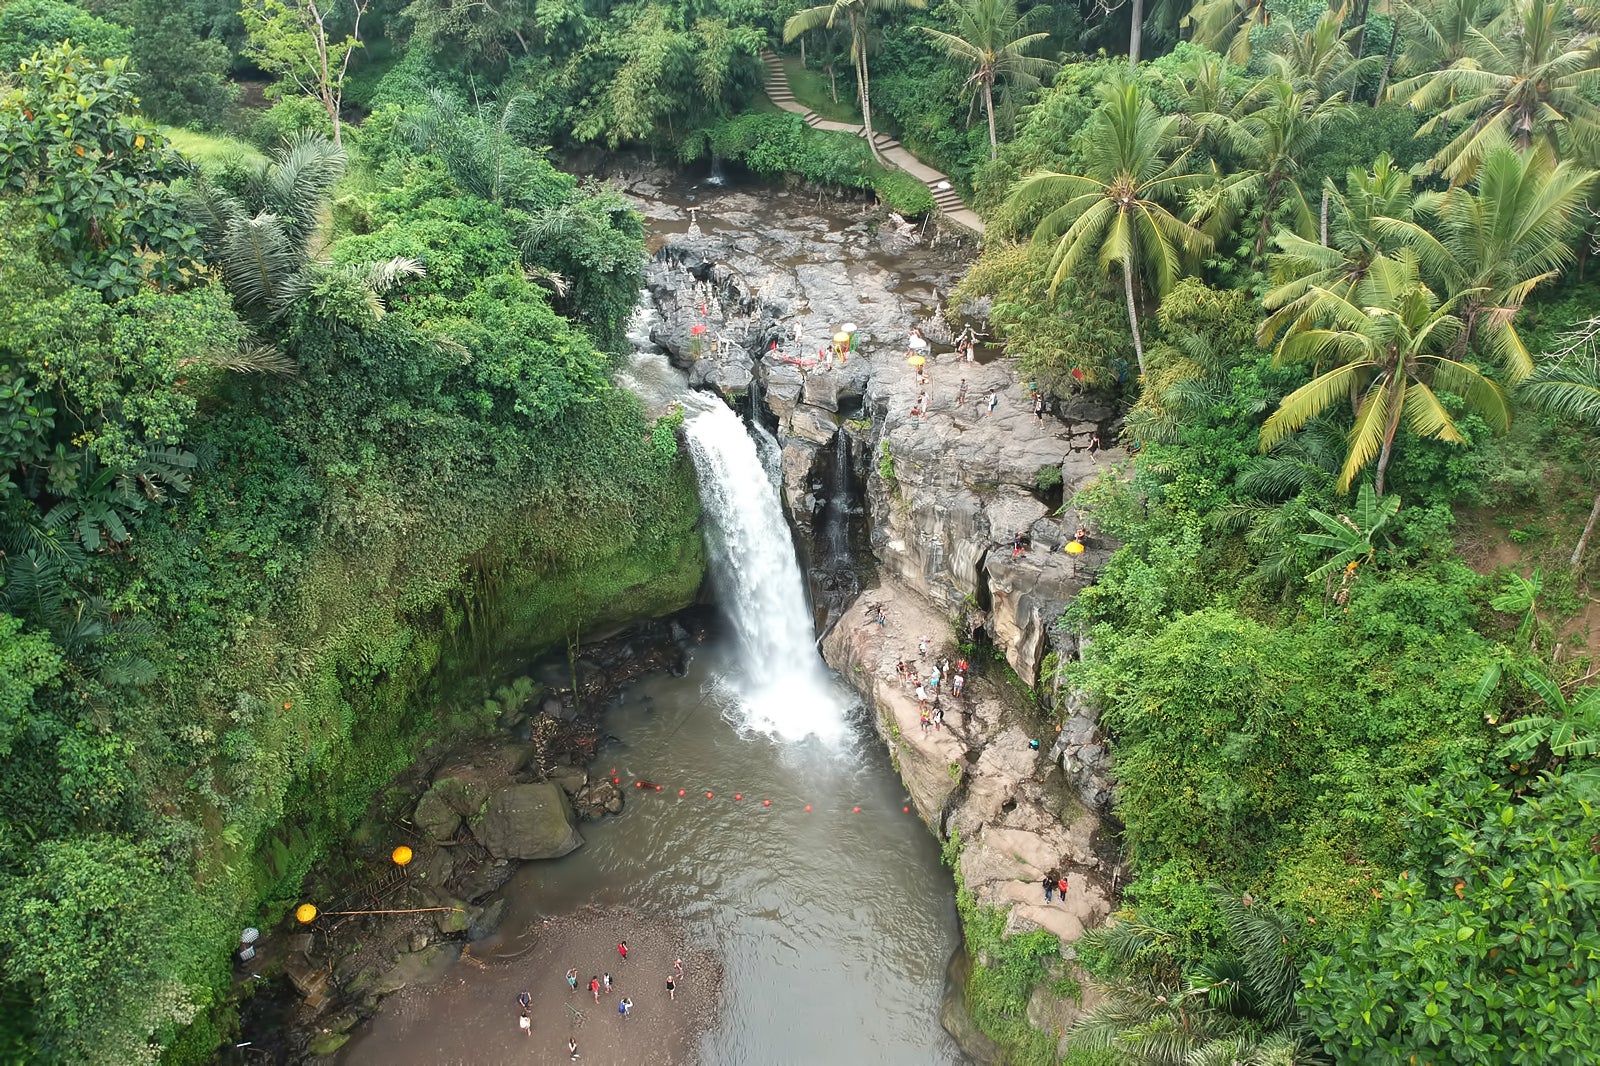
[734,793,743,801]
[635,781,643,788]
[762,799,771,807]
[678,789,687,796]
[804,805,812,812]
[655,785,663,792]
[903,806,910,813]
[612,777,620,785]
[853,806,861,814]
[706,792,714,799]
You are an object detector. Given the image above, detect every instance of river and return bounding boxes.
[340,172,971,1065]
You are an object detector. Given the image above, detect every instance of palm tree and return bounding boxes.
[1394,0,1600,183]
[916,0,1056,160]
[1518,347,1600,566]
[1006,82,1212,374]
[784,0,927,166]
[1402,143,1596,378]
[187,133,422,326]
[1185,0,1272,65]
[1226,70,1353,260]
[1262,152,1421,338]
[1393,0,1503,76]
[1258,252,1511,495]
[1068,893,1326,1065]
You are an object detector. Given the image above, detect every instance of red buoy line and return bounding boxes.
[596,769,915,816]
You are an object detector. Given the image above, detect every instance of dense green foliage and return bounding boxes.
[0,39,701,1064]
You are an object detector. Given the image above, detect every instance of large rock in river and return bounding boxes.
[472,782,584,860]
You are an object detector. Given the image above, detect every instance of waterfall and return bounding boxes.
[684,402,847,742]
[822,430,853,563]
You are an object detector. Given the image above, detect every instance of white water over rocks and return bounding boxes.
[684,402,849,743]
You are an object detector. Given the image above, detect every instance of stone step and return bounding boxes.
[804,113,823,126]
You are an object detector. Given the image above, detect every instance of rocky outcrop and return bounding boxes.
[472,782,584,860]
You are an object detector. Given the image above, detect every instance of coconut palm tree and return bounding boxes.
[1227,70,1353,260]
[784,0,927,166]
[1006,81,1211,374]
[1518,348,1600,566]
[1185,0,1272,65]
[1068,893,1327,1065]
[1393,0,1503,76]
[187,133,422,327]
[915,0,1056,160]
[1393,0,1600,183]
[1258,251,1511,495]
[1262,152,1421,338]
[1401,142,1596,378]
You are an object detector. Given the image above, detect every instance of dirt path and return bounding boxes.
[340,907,721,1066]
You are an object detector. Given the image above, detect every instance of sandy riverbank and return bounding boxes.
[339,906,721,1065]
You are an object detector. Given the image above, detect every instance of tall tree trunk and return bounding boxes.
[856,31,885,166]
[1128,0,1145,66]
[1320,187,1329,246]
[800,37,806,66]
[1374,17,1400,105]
[828,64,838,104]
[1351,0,1372,58]
[1122,256,1146,376]
[1573,489,1600,568]
[983,79,998,160]
[1253,180,1279,261]
[1373,374,1408,496]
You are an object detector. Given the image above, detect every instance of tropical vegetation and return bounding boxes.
[2,0,1599,1061]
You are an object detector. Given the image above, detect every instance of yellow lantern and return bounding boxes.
[1065,541,1085,555]
[295,903,319,924]
[391,845,413,867]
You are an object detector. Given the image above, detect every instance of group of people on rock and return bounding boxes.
[896,648,969,734]
[515,943,685,1058]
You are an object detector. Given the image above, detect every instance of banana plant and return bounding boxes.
[1300,481,1401,581]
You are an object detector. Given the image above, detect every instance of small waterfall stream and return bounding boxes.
[683,402,848,742]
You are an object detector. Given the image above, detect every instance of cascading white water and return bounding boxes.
[684,402,848,742]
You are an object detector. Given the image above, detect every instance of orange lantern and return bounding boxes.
[391,845,413,867]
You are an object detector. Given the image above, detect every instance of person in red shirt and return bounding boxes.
[1057,875,1069,900]
[617,941,628,961]
[589,976,600,1003]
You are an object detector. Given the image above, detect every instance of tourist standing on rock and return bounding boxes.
[566,968,579,991]
[1034,395,1045,422]
[602,973,612,994]
[915,683,928,710]
[1012,532,1027,560]
[1058,874,1069,901]
[619,997,633,1017]
[518,990,532,1011]
[918,635,930,658]
[987,389,998,415]
[519,1010,531,1037]
[667,974,677,1001]
[952,672,965,699]
[589,975,600,1003]
[674,957,685,977]
[956,378,969,406]
[920,709,930,734]
[1043,873,1056,902]
[617,941,628,962]
[568,1037,580,1060]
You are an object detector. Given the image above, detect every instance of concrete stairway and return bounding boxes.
[756,50,985,235]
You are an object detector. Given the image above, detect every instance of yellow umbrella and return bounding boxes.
[906,354,926,366]
[1066,541,1085,555]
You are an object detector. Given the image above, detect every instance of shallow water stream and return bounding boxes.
[341,643,967,1065]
